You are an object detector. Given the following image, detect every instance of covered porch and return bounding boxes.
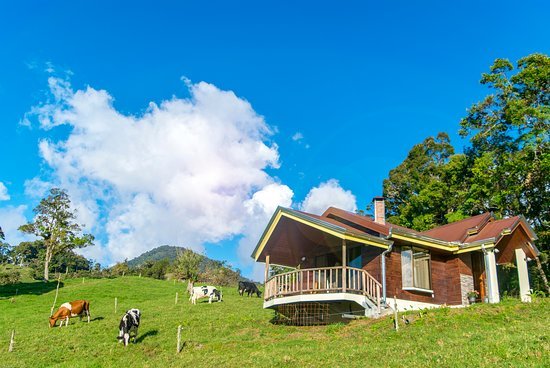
[252,207,391,318]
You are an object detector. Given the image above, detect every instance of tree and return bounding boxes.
[18,188,94,281]
[382,54,549,292]
[460,54,550,292]
[0,226,9,264]
[111,259,130,276]
[173,248,202,282]
[383,132,463,230]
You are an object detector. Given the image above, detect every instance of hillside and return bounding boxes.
[127,245,183,267]
[0,277,548,367]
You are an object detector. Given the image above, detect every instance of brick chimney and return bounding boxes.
[373,197,385,225]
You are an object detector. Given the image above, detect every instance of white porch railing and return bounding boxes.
[264,266,381,312]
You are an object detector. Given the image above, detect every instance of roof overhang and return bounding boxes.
[251,207,541,263]
[251,207,392,262]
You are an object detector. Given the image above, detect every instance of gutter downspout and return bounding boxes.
[381,227,394,307]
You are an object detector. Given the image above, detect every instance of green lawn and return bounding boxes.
[0,276,548,367]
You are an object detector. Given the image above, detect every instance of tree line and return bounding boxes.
[381,53,549,292]
[0,188,242,286]
[1,53,547,291]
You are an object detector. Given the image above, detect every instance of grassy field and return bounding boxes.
[0,276,548,367]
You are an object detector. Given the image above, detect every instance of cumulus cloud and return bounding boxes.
[238,183,293,260]
[25,77,291,264]
[300,179,357,215]
[0,205,32,245]
[0,182,9,201]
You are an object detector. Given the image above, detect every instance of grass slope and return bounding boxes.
[0,277,548,367]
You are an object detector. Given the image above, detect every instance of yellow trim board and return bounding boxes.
[282,212,389,249]
[390,233,459,252]
[455,243,495,254]
[253,211,284,261]
[253,210,389,261]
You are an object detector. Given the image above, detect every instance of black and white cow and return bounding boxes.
[189,284,223,304]
[238,281,262,297]
[117,309,141,346]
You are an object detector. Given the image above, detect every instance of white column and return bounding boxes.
[483,249,500,303]
[515,248,531,303]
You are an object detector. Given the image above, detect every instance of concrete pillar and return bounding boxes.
[515,248,532,302]
[483,249,500,303]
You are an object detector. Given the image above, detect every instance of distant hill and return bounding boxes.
[127,245,250,282]
[127,245,183,267]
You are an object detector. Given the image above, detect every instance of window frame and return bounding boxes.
[401,246,433,293]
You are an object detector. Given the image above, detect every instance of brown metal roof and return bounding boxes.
[420,213,492,242]
[321,207,419,236]
[294,209,387,239]
[464,216,520,243]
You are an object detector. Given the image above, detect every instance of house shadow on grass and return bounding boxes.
[135,329,158,343]
[0,281,63,299]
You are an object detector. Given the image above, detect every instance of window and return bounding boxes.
[401,247,432,291]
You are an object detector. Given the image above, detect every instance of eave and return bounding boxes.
[251,207,392,262]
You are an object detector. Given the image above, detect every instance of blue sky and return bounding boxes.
[1,1,548,279]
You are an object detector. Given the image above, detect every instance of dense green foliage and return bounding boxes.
[127,245,182,268]
[122,245,244,285]
[172,248,202,281]
[18,188,94,281]
[383,54,550,290]
[0,277,548,367]
[10,240,91,278]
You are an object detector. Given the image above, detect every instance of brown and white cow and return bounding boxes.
[49,300,91,327]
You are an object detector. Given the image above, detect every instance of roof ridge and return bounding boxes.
[422,212,491,233]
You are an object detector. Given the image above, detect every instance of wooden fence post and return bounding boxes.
[115,297,118,314]
[8,330,15,352]
[175,292,179,305]
[176,325,182,353]
[50,275,62,316]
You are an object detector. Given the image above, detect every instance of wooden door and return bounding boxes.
[471,252,486,301]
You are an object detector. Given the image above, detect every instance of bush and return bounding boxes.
[0,269,21,285]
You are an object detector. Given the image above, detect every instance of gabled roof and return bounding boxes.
[421,213,492,242]
[251,205,540,263]
[322,206,420,236]
[251,207,392,262]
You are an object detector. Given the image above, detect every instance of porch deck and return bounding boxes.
[264,266,381,313]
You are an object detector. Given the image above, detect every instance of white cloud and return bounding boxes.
[0,182,10,201]
[25,77,286,264]
[0,205,32,245]
[292,132,304,141]
[23,77,359,278]
[237,183,293,264]
[300,179,357,215]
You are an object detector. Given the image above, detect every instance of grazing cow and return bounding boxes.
[117,309,141,346]
[189,284,222,304]
[238,281,262,298]
[49,300,91,328]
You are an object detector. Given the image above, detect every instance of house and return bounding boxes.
[251,197,539,324]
